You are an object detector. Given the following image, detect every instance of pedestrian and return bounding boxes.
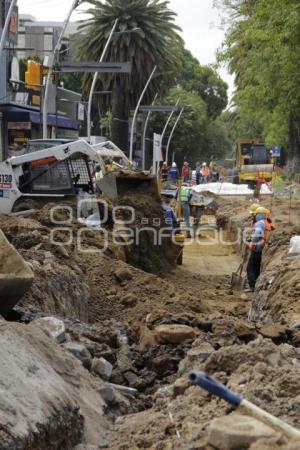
[179,183,192,238]
[245,206,273,292]
[160,161,169,182]
[195,161,202,185]
[182,161,191,183]
[201,162,210,184]
[169,162,179,184]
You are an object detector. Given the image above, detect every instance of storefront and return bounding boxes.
[0,103,80,159]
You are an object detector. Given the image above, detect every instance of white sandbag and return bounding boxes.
[288,236,300,255]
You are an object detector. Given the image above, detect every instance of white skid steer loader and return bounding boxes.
[0,139,157,215]
[0,140,110,214]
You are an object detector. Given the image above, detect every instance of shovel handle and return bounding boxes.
[189,372,300,440]
[189,372,242,406]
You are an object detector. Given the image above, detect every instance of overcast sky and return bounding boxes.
[17,0,234,94]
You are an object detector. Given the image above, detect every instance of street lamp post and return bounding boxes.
[160,98,179,159]
[87,23,142,141]
[129,65,157,161]
[0,0,17,62]
[141,92,158,170]
[87,18,119,142]
[43,0,79,139]
[165,107,184,163]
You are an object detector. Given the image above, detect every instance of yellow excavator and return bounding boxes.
[236,139,274,187]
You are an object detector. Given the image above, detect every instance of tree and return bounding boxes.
[77,0,182,151]
[217,0,300,171]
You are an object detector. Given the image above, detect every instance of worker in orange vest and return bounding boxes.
[201,162,210,183]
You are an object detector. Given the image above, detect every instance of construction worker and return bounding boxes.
[160,161,169,182]
[169,162,179,184]
[179,183,192,238]
[201,162,210,183]
[182,161,191,183]
[248,203,260,225]
[195,161,202,185]
[162,194,179,233]
[245,206,273,292]
[94,165,104,193]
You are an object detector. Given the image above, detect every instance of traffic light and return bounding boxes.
[25,60,42,92]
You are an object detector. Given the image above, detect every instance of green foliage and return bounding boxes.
[176,48,228,119]
[77,0,183,148]
[77,0,182,103]
[217,0,300,166]
[150,85,230,165]
[60,73,83,93]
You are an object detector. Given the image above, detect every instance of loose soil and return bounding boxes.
[0,192,300,449]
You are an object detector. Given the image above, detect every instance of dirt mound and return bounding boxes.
[0,319,109,449]
[118,190,179,274]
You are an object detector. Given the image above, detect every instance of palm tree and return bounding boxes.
[77,0,182,152]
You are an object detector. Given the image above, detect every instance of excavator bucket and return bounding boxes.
[0,230,34,317]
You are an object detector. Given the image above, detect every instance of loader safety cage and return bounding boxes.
[19,154,95,195]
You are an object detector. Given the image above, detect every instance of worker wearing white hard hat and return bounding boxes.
[169,161,179,184]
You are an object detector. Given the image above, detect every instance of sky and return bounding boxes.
[17,0,234,95]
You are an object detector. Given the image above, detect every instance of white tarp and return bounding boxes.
[192,182,273,196]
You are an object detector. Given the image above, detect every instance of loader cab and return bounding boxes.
[26,139,74,153]
[19,154,94,196]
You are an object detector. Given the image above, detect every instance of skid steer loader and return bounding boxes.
[0,139,157,215]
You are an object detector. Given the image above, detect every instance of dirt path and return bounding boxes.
[181,230,240,277]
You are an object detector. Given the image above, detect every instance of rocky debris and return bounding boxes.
[34,316,66,343]
[91,357,113,381]
[114,267,133,283]
[208,414,278,450]
[154,324,197,344]
[178,342,215,375]
[121,293,138,307]
[0,320,108,450]
[64,342,92,370]
[259,323,288,341]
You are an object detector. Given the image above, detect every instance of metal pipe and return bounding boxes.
[165,107,184,163]
[87,18,119,142]
[141,92,158,170]
[0,0,17,61]
[42,0,79,139]
[129,65,157,161]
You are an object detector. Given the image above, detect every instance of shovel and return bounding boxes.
[231,246,248,290]
[189,371,300,441]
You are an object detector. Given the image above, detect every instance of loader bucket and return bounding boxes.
[0,230,34,317]
[98,170,158,201]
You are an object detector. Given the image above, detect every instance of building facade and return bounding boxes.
[0,8,82,160]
